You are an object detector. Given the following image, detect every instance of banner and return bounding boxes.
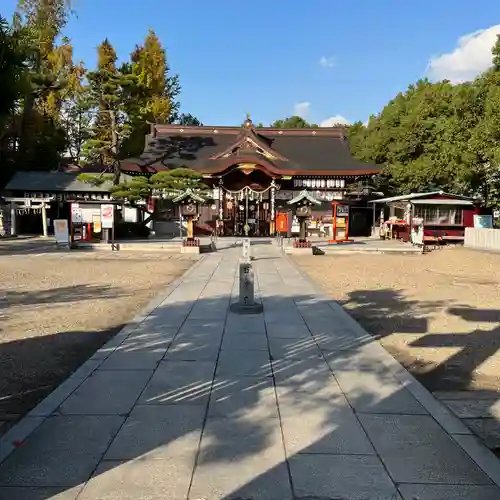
[93,215,102,233]
[100,204,114,229]
[54,219,69,245]
[71,203,82,223]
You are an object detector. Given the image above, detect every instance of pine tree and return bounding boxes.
[83,39,136,182]
[120,29,181,157]
[110,168,207,203]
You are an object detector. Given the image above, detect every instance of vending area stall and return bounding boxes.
[370,191,479,245]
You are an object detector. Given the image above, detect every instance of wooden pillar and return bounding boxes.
[41,203,48,237]
[299,217,307,240]
[218,179,224,221]
[10,202,16,236]
[372,202,376,236]
[270,180,276,236]
[332,202,337,241]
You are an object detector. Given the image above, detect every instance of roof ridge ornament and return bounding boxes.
[243,113,253,129]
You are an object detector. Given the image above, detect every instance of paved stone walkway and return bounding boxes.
[1,243,500,499]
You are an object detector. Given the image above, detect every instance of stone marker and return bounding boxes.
[229,261,263,314]
[242,238,250,260]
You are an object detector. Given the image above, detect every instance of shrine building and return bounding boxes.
[120,118,380,237]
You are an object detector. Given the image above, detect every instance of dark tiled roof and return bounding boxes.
[120,125,379,176]
[3,171,111,192]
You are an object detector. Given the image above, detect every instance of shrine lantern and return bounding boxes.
[288,189,320,243]
[172,188,205,243]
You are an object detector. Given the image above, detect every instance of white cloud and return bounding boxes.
[427,25,500,83]
[293,101,311,118]
[320,115,350,127]
[319,56,336,68]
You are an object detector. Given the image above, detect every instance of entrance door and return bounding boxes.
[234,199,264,236]
[229,189,270,237]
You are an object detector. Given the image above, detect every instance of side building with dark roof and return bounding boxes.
[120,119,380,237]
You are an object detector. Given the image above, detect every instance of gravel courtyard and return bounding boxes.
[294,247,500,393]
[0,251,195,435]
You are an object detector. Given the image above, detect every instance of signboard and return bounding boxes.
[100,204,114,229]
[71,203,82,223]
[411,226,424,246]
[276,190,344,201]
[336,204,349,216]
[276,213,288,233]
[53,219,69,245]
[92,215,102,233]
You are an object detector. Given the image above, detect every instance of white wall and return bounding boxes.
[123,206,138,223]
[464,228,500,251]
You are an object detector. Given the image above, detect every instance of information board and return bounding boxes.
[336,204,349,216]
[71,203,82,223]
[54,219,69,245]
[100,204,114,229]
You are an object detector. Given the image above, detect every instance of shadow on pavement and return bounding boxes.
[0,283,499,499]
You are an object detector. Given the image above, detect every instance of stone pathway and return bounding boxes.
[1,243,500,499]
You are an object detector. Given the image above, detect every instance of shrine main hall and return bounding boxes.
[120,118,380,237]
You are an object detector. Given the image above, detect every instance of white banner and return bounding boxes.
[100,204,114,229]
[54,219,69,245]
[71,203,82,223]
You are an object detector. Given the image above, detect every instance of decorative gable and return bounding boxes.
[210,131,286,162]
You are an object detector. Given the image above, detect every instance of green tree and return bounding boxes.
[0,15,32,186]
[13,0,75,170]
[177,113,203,126]
[83,39,136,182]
[120,29,181,157]
[110,168,207,202]
[0,16,28,136]
[270,116,318,128]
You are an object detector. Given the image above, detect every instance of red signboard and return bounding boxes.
[276,213,288,233]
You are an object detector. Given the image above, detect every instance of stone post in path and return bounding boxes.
[229,238,263,314]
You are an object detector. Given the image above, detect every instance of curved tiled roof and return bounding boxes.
[120,124,380,177]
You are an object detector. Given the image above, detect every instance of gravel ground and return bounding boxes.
[293,246,500,393]
[0,251,195,435]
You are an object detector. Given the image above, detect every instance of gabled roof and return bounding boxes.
[172,188,205,204]
[369,191,475,204]
[3,171,112,193]
[120,122,379,177]
[288,190,321,205]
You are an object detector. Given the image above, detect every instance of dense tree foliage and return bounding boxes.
[110,168,208,202]
[347,35,500,207]
[270,116,318,128]
[0,6,202,189]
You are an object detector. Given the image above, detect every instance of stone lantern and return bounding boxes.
[288,190,321,247]
[172,188,205,246]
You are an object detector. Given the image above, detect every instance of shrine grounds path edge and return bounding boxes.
[0,242,500,499]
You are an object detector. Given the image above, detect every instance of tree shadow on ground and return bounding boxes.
[0,285,499,499]
[412,307,500,392]
[0,284,128,310]
[0,283,131,437]
[0,241,56,256]
[339,288,440,338]
[336,285,500,458]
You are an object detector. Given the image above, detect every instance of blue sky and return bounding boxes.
[3,0,500,126]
